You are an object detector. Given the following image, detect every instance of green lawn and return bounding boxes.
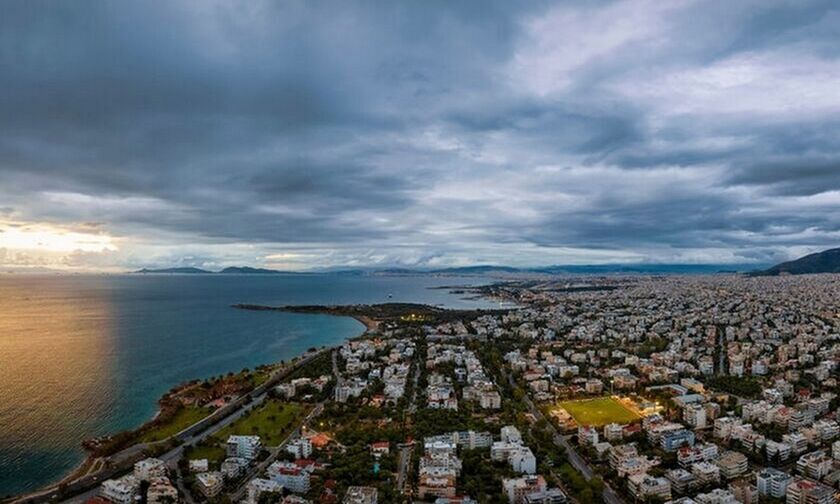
[185,400,307,467]
[559,397,640,427]
[215,400,307,447]
[184,444,227,468]
[140,406,211,443]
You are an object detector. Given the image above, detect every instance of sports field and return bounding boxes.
[558,396,640,427]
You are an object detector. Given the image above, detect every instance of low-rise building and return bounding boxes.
[695,489,738,504]
[691,461,720,485]
[661,429,696,452]
[134,458,167,481]
[222,457,248,480]
[627,474,672,502]
[796,451,833,480]
[246,478,283,504]
[100,475,140,504]
[523,488,568,504]
[716,451,748,480]
[765,440,792,462]
[146,477,178,504]
[196,472,224,498]
[609,444,638,470]
[665,468,696,495]
[344,486,378,504]
[728,479,759,504]
[227,435,261,461]
[503,475,547,504]
[786,477,835,504]
[268,461,311,494]
[755,468,792,499]
[188,459,208,473]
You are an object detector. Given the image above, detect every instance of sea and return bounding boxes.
[0,273,496,497]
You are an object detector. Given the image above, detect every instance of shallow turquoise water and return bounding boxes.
[0,273,491,497]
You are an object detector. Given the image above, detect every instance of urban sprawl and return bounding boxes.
[19,274,840,504]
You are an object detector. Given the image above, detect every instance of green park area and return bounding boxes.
[140,406,211,443]
[216,400,307,446]
[185,400,308,466]
[559,396,640,427]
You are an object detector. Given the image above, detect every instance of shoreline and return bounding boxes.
[10,298,498,501]
[9,331,368,504]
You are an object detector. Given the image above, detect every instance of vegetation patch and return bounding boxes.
[140,406,211,443]
[215,400,306,447]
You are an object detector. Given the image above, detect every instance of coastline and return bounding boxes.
[10,316,369,504]
[1,274,498,500]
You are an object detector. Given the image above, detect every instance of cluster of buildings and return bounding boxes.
[420,425,565,504]
[491,426,537,475]
[426,342,501,410]
[275,375,332,400]
[99,458,176,504]
[419,434,466,499]
[504,347,583,401]
[335,337,415,405]
[189,435,263,498]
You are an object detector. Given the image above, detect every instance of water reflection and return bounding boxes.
[0,277,115,480]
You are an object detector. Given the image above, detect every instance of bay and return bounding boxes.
[0,273,492,497]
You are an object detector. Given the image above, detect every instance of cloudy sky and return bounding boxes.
[1,0,839,271]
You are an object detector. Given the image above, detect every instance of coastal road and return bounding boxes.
[18,349,329,504]
[60,380,278,504]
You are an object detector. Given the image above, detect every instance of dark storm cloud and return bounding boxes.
[0,0,838,268]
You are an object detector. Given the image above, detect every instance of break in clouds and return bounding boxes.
[1,0,839,270]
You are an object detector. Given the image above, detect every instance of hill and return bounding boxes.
[756,247,840,276]
[219,266,283,274]
[135,267,211,274]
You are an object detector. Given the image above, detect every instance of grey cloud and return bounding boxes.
[0,0,839,268]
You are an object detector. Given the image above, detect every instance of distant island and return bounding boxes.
[135,266,286,274]
[754,247,840,276]
[135,267,212,274]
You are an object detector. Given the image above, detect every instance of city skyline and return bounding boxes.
[1,0,839,271]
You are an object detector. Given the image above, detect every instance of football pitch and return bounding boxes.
[558,396,641,427]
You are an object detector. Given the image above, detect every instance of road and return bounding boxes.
[396,349,423,495]
[395,444,414,495]
[17,349,329,504]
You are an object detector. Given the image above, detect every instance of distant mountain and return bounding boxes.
[135,267,211,274]
[430,265,522,274]
[756,247,840,276]
[133,261,775,277]
[531,263,765,275]
[219,266,283,274]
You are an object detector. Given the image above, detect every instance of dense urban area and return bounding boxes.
[14,274,840,504]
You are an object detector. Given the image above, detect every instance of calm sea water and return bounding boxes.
[0,273,492,497]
